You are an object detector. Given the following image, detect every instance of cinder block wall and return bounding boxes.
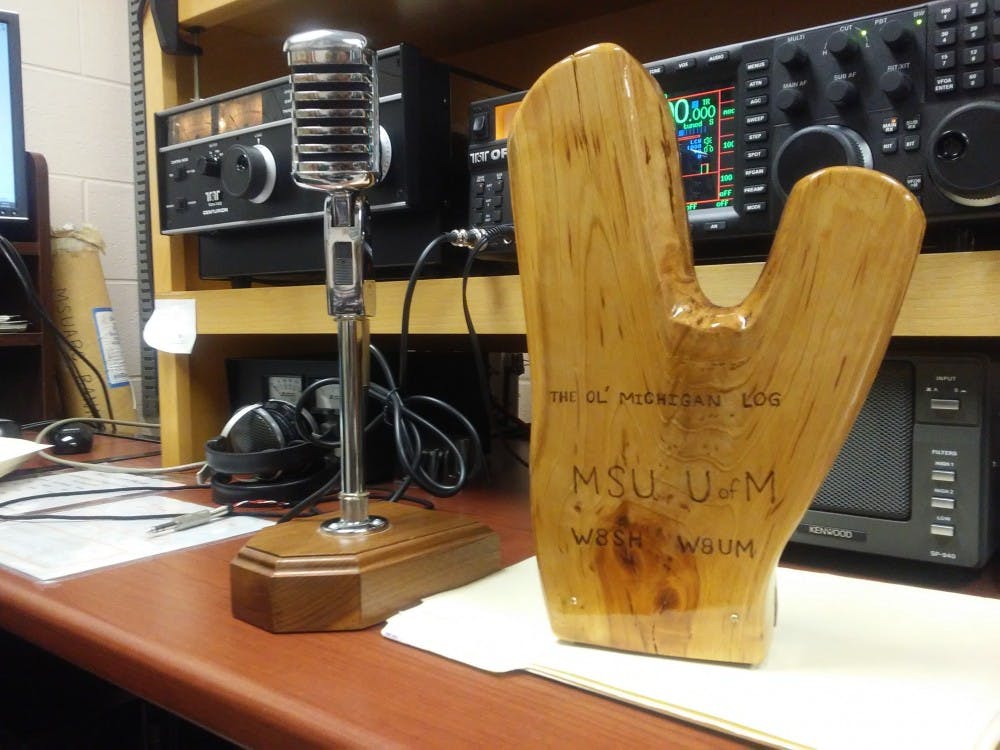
[8,0,139,407]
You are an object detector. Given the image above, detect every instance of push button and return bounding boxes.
[963,69,986,87]
[930,397,961,410]
[963,45,986,64]
[934,73,958,92]
[934,3,958,23]
[964,21,986,41]
[931,497,956,510]
[931,469,957,482]
[963,0,986,16]
[930,523,955,537]
[934,28,958,45]
[935,50,957,68]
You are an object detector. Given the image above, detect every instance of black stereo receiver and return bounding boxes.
[468,1,1000,260]
[792,349,998,567]
[155,45,466,279]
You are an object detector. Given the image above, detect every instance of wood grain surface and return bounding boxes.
[509,43,925,663]
[1,436,997,747]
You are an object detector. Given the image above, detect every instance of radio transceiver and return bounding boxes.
[156,45,475,280]
[469,0,1000,260]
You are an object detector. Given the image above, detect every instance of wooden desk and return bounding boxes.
[1,436,997,748]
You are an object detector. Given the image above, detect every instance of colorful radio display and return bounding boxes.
[663,86,736,213]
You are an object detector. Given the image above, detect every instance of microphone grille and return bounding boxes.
[284,29,380,192]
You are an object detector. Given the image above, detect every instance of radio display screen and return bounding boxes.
[663,86,736,213]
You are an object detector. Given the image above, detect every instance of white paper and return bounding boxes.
[143,298,197,354]
[0,437,51,479]
[0,469,272,581]
[383,558,1000,750]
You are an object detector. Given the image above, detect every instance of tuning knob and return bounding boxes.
[776,87,808,114]
[928,101,1000,206]
[880,20,913,52]
[826,79,859,107]
[827,30,860,61]
[777,41,809,69]
[220,144,277,203]
[879,70,913,101]
[774,125,873,196]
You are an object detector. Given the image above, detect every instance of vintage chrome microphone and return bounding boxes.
[285,29,386,534]
[228,30,500,634]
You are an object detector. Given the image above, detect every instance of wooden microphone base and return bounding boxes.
[230,501,501,633]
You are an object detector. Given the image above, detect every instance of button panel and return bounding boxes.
[468,0,1000,249]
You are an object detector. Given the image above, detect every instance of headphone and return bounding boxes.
[203,400,336,505]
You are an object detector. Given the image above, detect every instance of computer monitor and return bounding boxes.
[0,10,28,226]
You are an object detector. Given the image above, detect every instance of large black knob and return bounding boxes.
[221,144,277,203]
[827,30,860,61]
[774,125,873,196]
[826,79,859,107]
[880,20,913,52]
[928,102,1000,206]
[777,41,808,69]
[879,70,913,101]
[776,87,808,114]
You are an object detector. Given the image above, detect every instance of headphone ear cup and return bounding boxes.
[260,399,303,445]
[221,399,304,453]
[210,400,324,481]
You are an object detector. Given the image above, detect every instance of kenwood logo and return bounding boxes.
[797,523,867,543]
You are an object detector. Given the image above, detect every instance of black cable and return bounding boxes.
[398,232,452,392]
[0,512,184,522]
[0,483,206,510]
[275,468,341,523]
[0,235,115,420]
[461,242,499,461]
[277,341,484,523]
[370,343,483,496]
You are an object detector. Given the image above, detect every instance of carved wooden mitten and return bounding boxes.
[508,43,925,665]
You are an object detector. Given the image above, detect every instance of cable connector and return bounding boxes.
[147,505,230,535]
[446,227,488,249]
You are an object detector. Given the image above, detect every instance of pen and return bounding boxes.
[147,505,230,535]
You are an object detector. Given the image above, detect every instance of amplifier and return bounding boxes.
[155,45,467,280]
[468,0,1000,260]
[792,349,999,567]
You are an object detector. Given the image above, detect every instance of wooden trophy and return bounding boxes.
[507,43,925,665]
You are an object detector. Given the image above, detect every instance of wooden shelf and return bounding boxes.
[0,153,57,426]
[0,333,43,347]
[143,1,999,464]
[155,251,1000,339]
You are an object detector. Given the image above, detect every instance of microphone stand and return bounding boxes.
[321,191,386,534]
[228,29,500,634]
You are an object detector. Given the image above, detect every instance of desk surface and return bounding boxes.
[1,436,997,749]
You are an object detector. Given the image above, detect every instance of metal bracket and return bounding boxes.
[138,0,201,56]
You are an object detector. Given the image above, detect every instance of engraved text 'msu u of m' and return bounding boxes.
[572,464,655,498]
[684,468,777,504]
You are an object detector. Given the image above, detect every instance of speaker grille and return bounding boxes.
[812,360,913,520]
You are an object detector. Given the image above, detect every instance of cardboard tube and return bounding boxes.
[51,225,138,423]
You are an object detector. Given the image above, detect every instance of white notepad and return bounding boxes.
[383,557,1000,750]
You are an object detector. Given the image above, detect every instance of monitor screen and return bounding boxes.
[0,10,28,224]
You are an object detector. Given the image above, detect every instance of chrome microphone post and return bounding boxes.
[285,29,386,534]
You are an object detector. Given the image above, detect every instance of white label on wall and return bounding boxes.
[92,307,129,387]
